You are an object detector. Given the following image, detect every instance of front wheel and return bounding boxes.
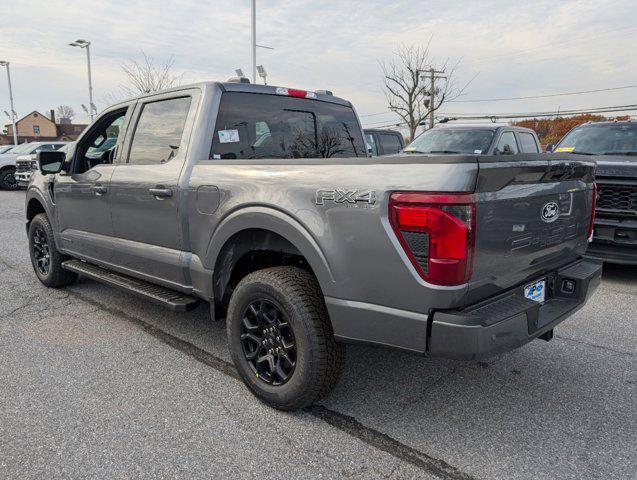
[0,167,19,190]
[226,267,345,410]
[28,213,78,288]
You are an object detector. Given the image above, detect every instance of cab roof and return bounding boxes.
[110,80,352,108]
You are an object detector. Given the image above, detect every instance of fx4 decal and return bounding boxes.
[315,189,377,206]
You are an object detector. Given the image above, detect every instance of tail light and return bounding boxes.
[389,192,476,286]
[588,183,597,241]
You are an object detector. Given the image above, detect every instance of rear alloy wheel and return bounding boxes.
[0,167,19,190]
[240,298,297,386]
[227,267,345,410]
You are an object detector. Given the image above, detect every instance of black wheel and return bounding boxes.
[28,213,78,288]
[0,167,18,190]
[226,267,345,410]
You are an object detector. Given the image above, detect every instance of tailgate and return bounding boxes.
[466,154,596,304]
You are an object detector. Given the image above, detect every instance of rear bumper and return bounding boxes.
[429,259,602,360]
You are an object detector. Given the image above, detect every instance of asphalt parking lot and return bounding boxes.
[0,189,635,480]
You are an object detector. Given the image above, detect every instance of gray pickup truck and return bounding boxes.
[26,80,601,410]
[549,121,637,265]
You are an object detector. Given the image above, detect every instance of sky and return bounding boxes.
[1,0,636,134]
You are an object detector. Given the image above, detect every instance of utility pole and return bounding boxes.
[421,67,446,129]
[251,0,256,84]
[0,61,18,145]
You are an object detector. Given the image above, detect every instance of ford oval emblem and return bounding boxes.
[541,201,559,223]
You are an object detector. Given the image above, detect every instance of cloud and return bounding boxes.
[1,0,635,129]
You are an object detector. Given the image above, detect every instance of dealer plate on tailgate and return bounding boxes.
[524,279,546,303]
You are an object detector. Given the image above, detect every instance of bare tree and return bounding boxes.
[381,43,472,141]
[56,105,75,124]
[120,51,183,97]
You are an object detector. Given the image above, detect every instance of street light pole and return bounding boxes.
[69,39,96,121]
[251,0,257,84]
[0,61,18,145]
[85,43,95,121]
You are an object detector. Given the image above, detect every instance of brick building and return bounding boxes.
[1,110,88,144]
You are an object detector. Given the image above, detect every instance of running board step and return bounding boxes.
[62,259,200,312]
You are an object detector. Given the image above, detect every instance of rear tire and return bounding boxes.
[0,167,18,190]
[28,213,78,288]
[226,266,345,411]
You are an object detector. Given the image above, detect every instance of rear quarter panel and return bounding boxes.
[187,157,479,313]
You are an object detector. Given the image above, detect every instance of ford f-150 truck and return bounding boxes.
[551,120,637,264]
[25,80,601,410]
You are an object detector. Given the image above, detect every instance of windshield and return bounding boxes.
[404,128,495,154]
[6,143,35,154]
[556,123,637,154]
[211,92,366,159]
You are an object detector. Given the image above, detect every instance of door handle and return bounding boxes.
[148,187,173,198]
[91,184,108,195]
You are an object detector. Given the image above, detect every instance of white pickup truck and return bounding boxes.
[1,141,67,189]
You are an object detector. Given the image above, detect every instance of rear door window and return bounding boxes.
[378,133,403,155]
[211,92,366,159]
[496,131,519,154]
[518,132,539,153]
[128,96,192,165]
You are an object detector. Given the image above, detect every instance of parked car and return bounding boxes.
[26,80,600,410]
[0,141,68,190]
[364,128,405,156]
[549,120,637,264]
[0,145,16,155]
[15,143,72,187]
[403,123,541,155]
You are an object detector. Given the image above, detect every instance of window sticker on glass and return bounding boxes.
[474,149,482,154]
[555,146,574,152]
[218,129,240,143]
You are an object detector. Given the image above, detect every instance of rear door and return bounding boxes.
[378,132,404,155]
[517,131,540,153]
[109,90,199,287]
[494,131,520,154]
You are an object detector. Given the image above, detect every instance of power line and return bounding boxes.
[449,85,637,103]
[436,107,637,123]
[440,103,637,118]
[359,84,637,118]
[362,104,637,129]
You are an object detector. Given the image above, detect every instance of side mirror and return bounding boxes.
[38,150,66,175]
[502,144,513,155]
[545,144,555,153]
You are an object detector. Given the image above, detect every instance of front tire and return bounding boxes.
[226,267,345,410]
[28,213,78,288]
[0,167,19,190]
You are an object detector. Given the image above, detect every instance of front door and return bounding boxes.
[109,92,197,287]
[55,105,133,264]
